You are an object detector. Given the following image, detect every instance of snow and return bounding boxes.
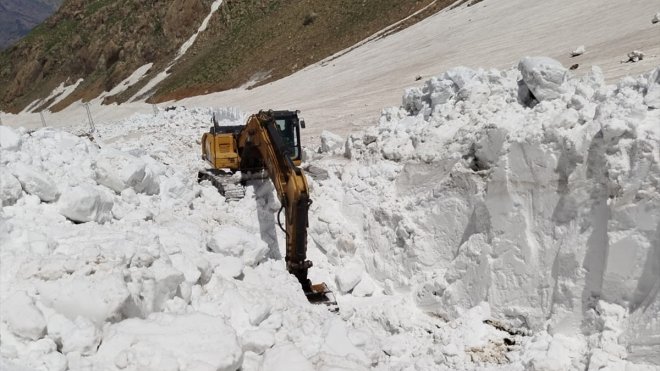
[0,126,22,150]
[2,0,660,368]
[93,148,161,195]
[2,291,47,341]
[130,70,170,102]
[46,314,100,356]
[260,344,314,371]
[57,184,114,223]
[518,56,568,101]
[334,261,363,293]
[21,79,83,114]
[208,225,269,267]
[95,313,243,371]
[0,171,22,206]
[10,165,60,202]
[320,130,344,153]
[101,63,153,99]
[47,79,84,110]
[645,67,660,108]
[3,59,659,370]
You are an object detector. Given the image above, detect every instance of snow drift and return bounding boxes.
[1,59,659,370]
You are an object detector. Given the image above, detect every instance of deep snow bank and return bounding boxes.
[308,60,660,368]
[0,116,363,370]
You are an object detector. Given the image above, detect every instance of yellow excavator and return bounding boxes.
[199,110,336,307]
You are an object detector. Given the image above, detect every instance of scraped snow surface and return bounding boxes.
[2,59,659,370]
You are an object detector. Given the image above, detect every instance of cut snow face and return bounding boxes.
[310,59,660,368]
[2,61,660,370]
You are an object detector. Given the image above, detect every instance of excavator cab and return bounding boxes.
[271,110,303,165]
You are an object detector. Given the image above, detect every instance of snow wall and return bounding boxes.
[309,59,660,367]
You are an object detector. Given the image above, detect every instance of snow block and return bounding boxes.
[644,68,660,108]
[37,273,130,326]
[320,130,344,153]
[208,225,269,267]
[0,170,22,206]
[261,343,314,371]
[352,274,375,297]
[335,262,363,293]
[518,57,567,101]
[0,126,22,151]
[1,291,47,340]
[160,176,194,206]
[96,313,243,371]
[442,66,477,89]
[58,184,114,223]
[93,149,159,194]
[10,165,60,202]
[241,329,275,354]
[47,314,101,355]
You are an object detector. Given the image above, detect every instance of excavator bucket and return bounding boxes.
[306,282,338,311]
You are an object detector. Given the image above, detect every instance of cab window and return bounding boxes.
[275,118,299,159]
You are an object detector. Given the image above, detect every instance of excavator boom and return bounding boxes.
[199,110,336,308]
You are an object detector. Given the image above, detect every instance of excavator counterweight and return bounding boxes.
[199,110,336,309]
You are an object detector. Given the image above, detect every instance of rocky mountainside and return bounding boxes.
[0,0,62,50]
[0,0,451,113]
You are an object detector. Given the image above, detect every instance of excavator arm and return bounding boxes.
[200,110,334,306]
[238,112,314,289]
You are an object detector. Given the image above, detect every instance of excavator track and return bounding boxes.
[198,169,246,200]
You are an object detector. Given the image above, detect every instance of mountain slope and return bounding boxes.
[0,0,449,113]
[0,0,214,113]
[0,0,62,50]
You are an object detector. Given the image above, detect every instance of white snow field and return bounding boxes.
[2,57,660,370]
[2,0,659,145]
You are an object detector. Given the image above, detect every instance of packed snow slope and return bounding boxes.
[2,58,660,370]
[3,0,659,146]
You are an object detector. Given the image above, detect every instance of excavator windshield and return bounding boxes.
[273,114,301,161]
